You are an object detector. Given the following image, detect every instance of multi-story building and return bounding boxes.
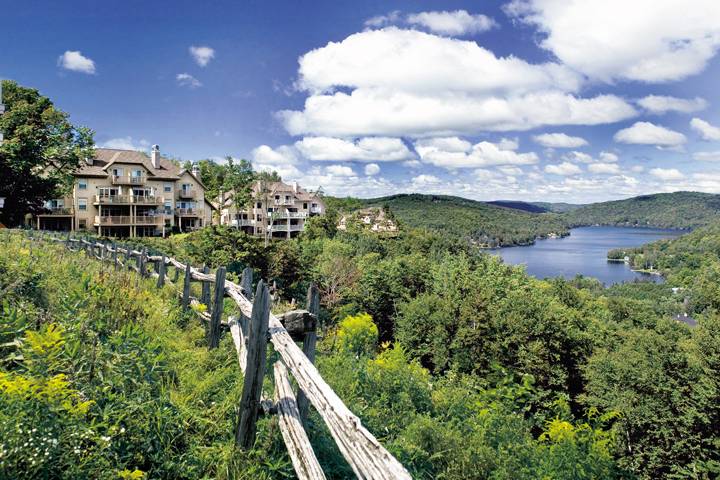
[218,180,325,239]
[33,145,215,237]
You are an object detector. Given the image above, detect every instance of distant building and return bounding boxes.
[218,180,324,239]
[31,146,215,237]
[337,207,398,234]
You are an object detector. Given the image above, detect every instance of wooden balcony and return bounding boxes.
[272,211,308,219]
[175,207,200,217]
[95,195,162,205]
[111,175,146,186]
[178,188,195,199]
[94,215,163,226]
[40,207,74,216]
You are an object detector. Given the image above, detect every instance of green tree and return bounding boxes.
[0,80,94,226]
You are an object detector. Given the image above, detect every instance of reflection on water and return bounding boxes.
[493,226,684,285]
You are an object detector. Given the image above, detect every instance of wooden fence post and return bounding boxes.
[297,283,320,423]
[112,242,118,269]
[236,280,270,449]
[240,267,254,336]
[208,267,226,349]
[173,263,180,283]
[201,265,211,306]
[182,263,192,311]
[140,248,148,277]
[157,255,166,288]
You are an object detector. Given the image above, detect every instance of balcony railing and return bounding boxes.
[95,195,163,205]
[178,188,195,199]
[41,207,74,215]
[94,215,162,226]
[175,208,199,216]
[272,211,308,219]
[310,206,322,214]
[231,218,256,227]
[274,198,295,206]
[112,175,146,186]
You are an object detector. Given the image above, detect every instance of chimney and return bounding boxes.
[85,156,93,166]
[292,181,298,193]
[151,144,160,168]
[191,163,200,178]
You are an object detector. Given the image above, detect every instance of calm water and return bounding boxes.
[494,226,685,285]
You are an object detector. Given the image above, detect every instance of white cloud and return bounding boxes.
[406,10,497,36]
[189,46,215,67]
[638,95,707,114]
[415,137,538,169]
[588,162,621,174]
[544,161,582,176]
[693,151,720,162]
[533,132,588,148]
[650,167,685,181]
[57,50,96,74]
[254,162,303,180]
[176,73,202,88]
[325,165,356,177]
[613,122,686,146]
[251,145,298,165]
[561,151,594,163]
[364,163,381,176]
[280,28,637,137]
[411,174,442,186]
[506,0,720,83]
[631,165,645,173]
[690,117,720,141]
[295,136,412,162]
[599,151,619,163]
[99,137,149,151]
[497,166,523,176]
[364,10,402,28]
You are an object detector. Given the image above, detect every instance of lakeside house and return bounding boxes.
[337,207,398,234]
[31,145,215,237]
[217,180,325,239]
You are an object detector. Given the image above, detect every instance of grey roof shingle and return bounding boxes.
[76,148,183,180]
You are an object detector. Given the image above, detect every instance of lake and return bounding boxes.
[494,226,685,285]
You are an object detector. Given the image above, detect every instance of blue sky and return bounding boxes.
[3,0,720,203]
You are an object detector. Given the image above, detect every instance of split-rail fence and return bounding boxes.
[5,229,412,480]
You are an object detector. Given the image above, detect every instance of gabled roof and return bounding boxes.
[76,148,182,180]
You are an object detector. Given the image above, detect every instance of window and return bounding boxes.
[164,183,172,193]
[78,219,87,229]
[112,168,123,177]
[78,180,87,190]
[78,199,87,211]
[256,202,261,208]
[164,201,172,215]
[303,203,308,209]
[132,169,143,177]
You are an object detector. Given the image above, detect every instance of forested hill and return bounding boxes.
[357,194,569,247]
[562,191,720,229]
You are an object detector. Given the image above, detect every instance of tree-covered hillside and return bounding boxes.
[357,194,569,247]
[562,192,720,229]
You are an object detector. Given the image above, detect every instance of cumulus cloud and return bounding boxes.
[254,162,303,180]
[599,151,619,163]
[588,162,621,174]
[406,10,497,36]
[415,137,538,169]
[411,174,442,186]
[176,73,202,88]
[189,45,215,67]
[505,0,720,83]
[295,137,412,162]
[325,165,356,177]
[544,161,582,176]
[497,166,524,176]
[99,137,149,150]
[650,167,685,181]
[57,50,96,74]
[613,121,686,146]
[365,10,496,36]
[364,163,381,176]
[251,144,298,165]
[280,28,636,137]
[533,132,588,148]
[638,95,707,114]
[690,117,720,141]
[561,151,594,163]
[692,151,720,162]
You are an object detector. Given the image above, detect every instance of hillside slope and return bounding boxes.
[562,192,720,229]
[359,194,569,246]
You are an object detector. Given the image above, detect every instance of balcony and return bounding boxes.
[94,195,163,205]
[272,211,308,219]
[274,198,295,206]
[178,188,195,199]
[175,207,199,217]
[231,218,256,227]
[40,207,74,216]
[112,175,146,186]
[94,215,163,226]
[310,206,322,214]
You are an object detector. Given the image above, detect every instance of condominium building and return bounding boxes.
[218,180,325,239]
[33,145,215,237]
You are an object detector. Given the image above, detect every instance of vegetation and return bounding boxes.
[0,80,94,227]
[354,194,570,247]
[563,192,720,229]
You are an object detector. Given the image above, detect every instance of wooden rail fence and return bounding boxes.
[5,229,412,480]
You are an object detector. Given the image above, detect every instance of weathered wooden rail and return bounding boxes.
[7,229,412,480]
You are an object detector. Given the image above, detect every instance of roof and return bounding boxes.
[217,180,322,206]
[76,148,183,180]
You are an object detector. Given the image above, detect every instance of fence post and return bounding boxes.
[182,263,192,311]
[173,263,180,283]
[139,248,148,277]
[297,283,320,423]
[236,280,270,449]
[157,255,166,288]
[112,242,118,269]
[201,265,211,306]
[208,267,226,349]
[240,267,254,336]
